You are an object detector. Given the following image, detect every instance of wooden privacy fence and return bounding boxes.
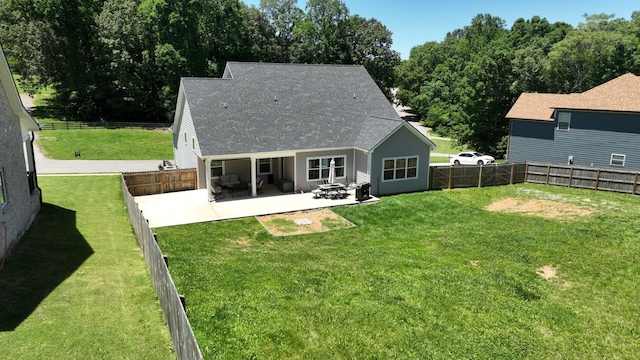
[123,168,197,196]
[121,176,203,360]
[429,163,527,190]
[526,162,640,195]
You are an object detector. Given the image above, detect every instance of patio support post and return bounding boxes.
[205,158,212,201]
[250,157,258,197]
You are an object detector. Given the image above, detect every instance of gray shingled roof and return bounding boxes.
[181,62,404,156]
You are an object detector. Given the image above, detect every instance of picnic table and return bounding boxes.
[316,183,348,199]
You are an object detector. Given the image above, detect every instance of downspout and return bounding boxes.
[29,131,42,206]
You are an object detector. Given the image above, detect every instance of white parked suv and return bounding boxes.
[450,152,495,166]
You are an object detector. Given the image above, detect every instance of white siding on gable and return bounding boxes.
[174,98,200,169]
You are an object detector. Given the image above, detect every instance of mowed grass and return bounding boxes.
[37,129,173,160]
[0,176,174,359]
[155,183,640,359]
[430,156,451,164]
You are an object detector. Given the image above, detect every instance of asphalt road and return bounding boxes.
[36,159,163,174]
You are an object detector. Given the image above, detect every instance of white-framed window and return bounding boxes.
[557,112,571,131]
[0,170,6,207]
[257,158,272,174]
[307,155,346,181]
[184,132,187,143]
[192,137,195,149]
[382,156,419,181]
[211,160,223,177]
[610,153,626,167]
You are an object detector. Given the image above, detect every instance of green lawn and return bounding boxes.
[0,176,174,359]
[429,156,451,164]
[430,137,469,154]
[155,184,640,359]
[37,129,173,160]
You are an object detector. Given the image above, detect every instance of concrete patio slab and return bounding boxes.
[134,188,378,228]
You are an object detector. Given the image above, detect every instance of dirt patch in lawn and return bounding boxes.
[485,198,594,219]
[257,208,355,236]
[536,265,558,280]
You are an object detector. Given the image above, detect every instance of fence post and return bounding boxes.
[477,167,483,188]
[545,164,550,185]
[633,172,639,195]
[429,166,433,190]
[595,169,601,191]
[510,164,515,184]
[568,166,574,188]
[448,166,453,189]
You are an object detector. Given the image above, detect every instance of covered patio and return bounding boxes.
[134,185,378,228]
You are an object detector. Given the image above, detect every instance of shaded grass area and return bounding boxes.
[37,129,173,160]
[0,176,174,359]
[155,184,640,359]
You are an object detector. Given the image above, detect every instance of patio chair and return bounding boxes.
[256,178,264,194]
[327,189,339,199]
[210,184,225,200]
[345,176,356,190]
[338,188,348,199]
[310,185,323,199]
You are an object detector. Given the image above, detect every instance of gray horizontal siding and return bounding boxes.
[371,126,430,195]
[509,111,640,170]
[295,149,354,190]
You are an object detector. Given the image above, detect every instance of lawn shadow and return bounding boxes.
[0,203,93,331]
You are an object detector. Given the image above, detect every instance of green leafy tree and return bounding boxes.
[547,29,638,92]
[258,0,304,62]
[293,0,351,63]
[348,15,400,99]
[4,0,103,120]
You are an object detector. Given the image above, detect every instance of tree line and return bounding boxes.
[0,0,399,122]
[397,12,640,156]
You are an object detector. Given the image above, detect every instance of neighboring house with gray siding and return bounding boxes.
[0,45,41,262]
[506,73,640,169]
[172,62,435,199]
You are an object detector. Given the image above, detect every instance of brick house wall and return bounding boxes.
[0,82,40,261]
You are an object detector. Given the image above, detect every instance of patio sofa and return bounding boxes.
[219,174,243,187]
